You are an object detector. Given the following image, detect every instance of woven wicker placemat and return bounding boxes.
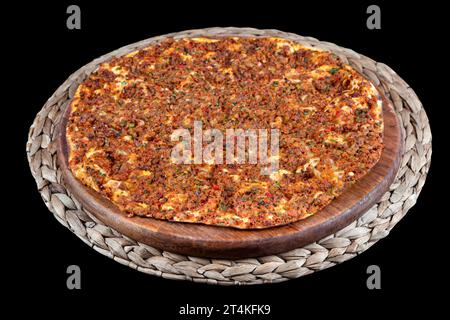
[26,27,431,285]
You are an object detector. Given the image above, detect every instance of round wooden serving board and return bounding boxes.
[57,90,402,259]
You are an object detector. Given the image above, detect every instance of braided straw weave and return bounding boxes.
[26,28,431,285]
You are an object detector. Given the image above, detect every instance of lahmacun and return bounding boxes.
[66,37,383,229]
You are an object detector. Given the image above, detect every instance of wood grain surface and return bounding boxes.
[57,91,402,259]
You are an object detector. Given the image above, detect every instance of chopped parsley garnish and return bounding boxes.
[355,108,368,122]
[330,68,340,74]
[355,108,367,116]
[218,202,228,211]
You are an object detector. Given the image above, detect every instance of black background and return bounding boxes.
[6,0,445,317]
